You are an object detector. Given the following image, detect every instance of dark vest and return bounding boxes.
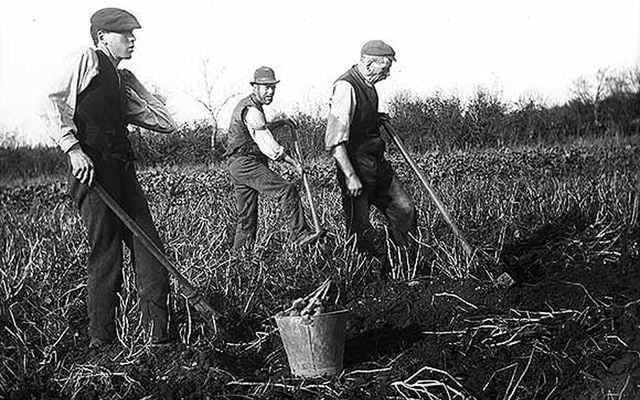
[74,50,132,160]
[225,94,264,158]
[336,66,383,155]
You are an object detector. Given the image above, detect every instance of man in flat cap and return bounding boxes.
[325,40,417,276]
[226,66,316,251]
[47,8,177,348]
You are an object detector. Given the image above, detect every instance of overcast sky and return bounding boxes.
[1,0,638,145]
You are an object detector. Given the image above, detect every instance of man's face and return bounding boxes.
[100,30,136,60]
[253,84,276,105]
[369,57,393,84]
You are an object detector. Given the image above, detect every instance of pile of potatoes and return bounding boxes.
[276,279,337,318]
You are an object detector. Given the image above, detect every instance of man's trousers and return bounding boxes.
[337,154,417,259]
[228,154,309,250]
[68,157,170,341]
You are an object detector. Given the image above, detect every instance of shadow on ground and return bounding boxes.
[344,324,424,366]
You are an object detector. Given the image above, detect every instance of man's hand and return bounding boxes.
[345,173,363,197]
[68,147,95,185]
[378,112,390,125]
[282,117,298,129]
[282,153,304,175]
[331,144,362,197]
[270,117,298,130]
[293,160,304,176]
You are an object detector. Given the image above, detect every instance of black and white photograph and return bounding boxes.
[1,1,639,398]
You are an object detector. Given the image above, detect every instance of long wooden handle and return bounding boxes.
[92,183,219,326]
[294,140,322,233]
[382,123,474,258]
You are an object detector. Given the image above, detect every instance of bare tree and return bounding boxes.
[187,59,242,149]
[571,69,609,129]
[627,66,640,93]
[604,67,640,134]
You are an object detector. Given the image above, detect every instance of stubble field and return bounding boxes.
[1,143,640,399]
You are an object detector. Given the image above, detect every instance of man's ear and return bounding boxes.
[363,58,374,69]
[96,29,107,44]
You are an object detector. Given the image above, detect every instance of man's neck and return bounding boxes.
[356,63,375,86]
[251,93,267,107]
[97,44,121,67]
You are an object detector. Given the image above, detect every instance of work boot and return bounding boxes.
[149,320,172,347]
[295,229,323,246]
[371,255,392,281]
[150,336,172,347]
[89,337,114,349]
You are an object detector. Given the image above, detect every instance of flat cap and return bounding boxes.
[251,66,280,85]
[90,8,141,32]
[361,40,396,61]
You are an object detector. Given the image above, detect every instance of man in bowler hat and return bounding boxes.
[47,8,177,347]
[226,66,317,251]
[325,40,417,274]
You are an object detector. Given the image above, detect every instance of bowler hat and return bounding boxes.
[91,8,141,32]
[361,40,396,61]
[251,66,280,85]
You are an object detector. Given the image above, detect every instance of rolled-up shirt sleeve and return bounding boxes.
[119,69,178,133]
[244,106,286,161]
[46,48,99,153]
[324,80,356,151]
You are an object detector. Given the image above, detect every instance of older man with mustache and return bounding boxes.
[325,40,417,276]
[226,66,317,251]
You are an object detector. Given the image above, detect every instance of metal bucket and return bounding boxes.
[275,309,349,377]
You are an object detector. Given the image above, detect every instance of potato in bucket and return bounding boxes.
[274,280,348,377]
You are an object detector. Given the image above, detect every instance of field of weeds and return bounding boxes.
[2,143,640,399]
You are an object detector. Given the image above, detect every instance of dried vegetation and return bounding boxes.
[2,142,640,399]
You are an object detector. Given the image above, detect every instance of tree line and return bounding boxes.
[1,68,638,183]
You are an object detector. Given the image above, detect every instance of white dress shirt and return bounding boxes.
[46,48,177,153]
[244,106,285,161]
[324,80,357,151]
